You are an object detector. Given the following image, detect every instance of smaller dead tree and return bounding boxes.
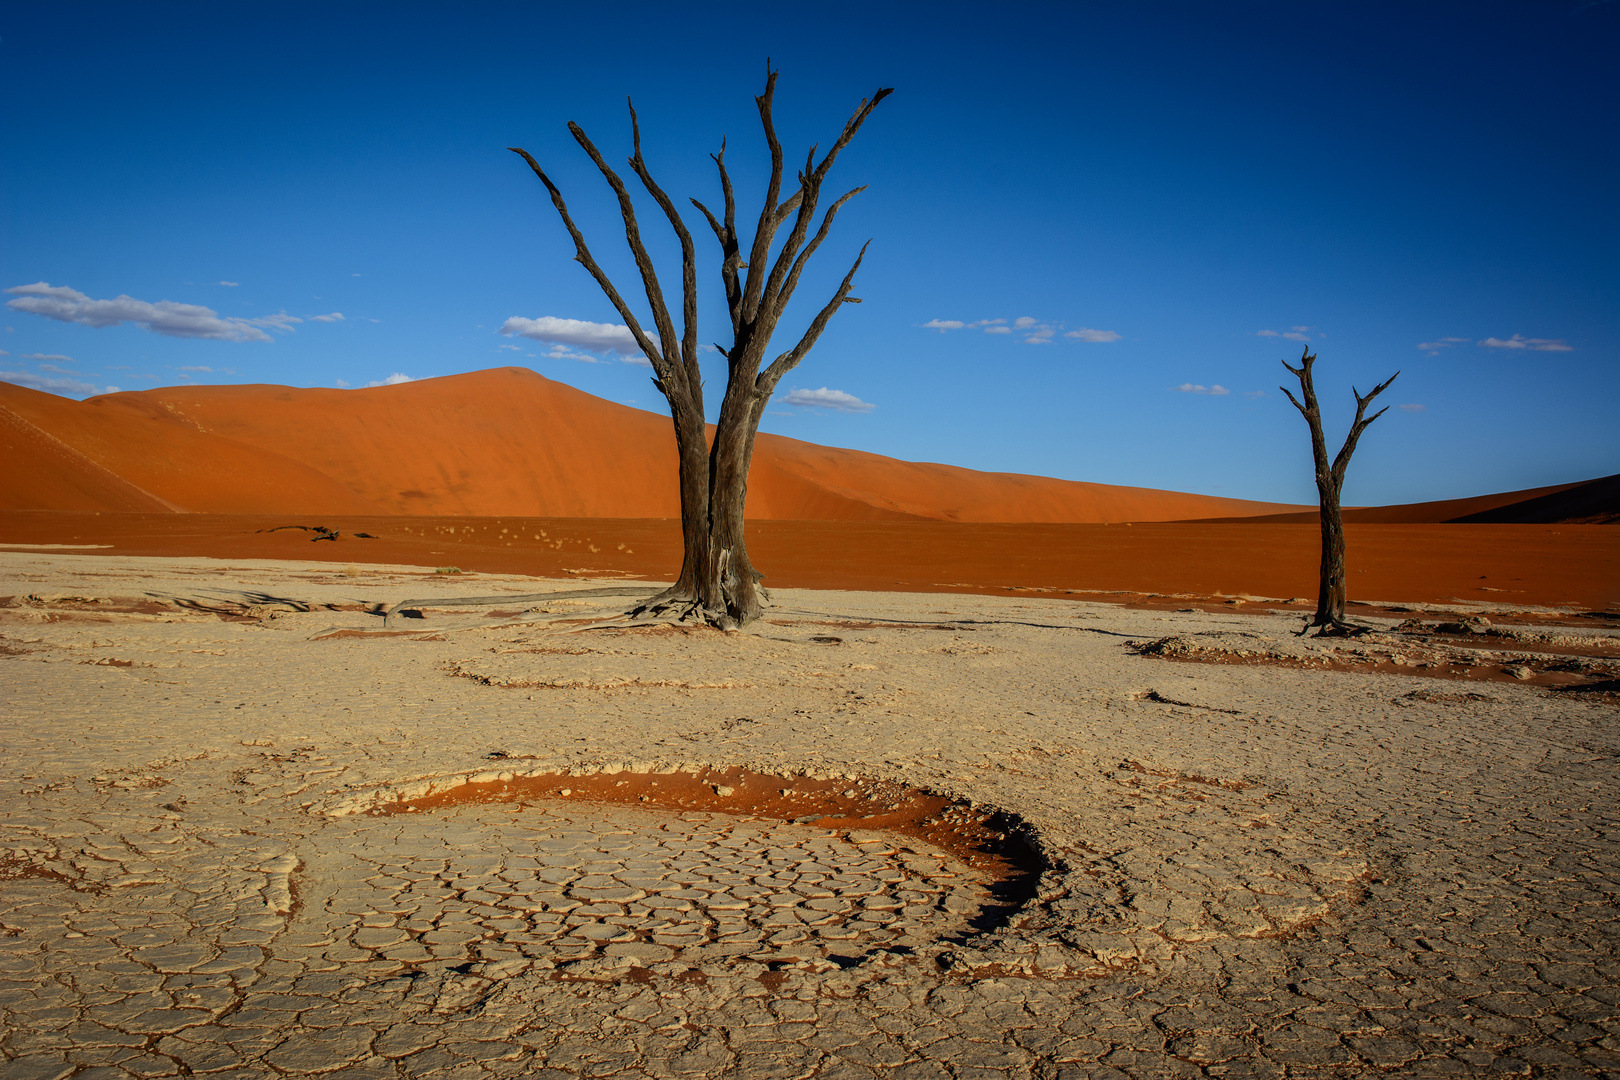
[1280,348,1398,635]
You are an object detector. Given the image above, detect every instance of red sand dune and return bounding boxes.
[2,369,1302,522]
[4,368,1613,527]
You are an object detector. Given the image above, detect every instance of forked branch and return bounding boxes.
[626,100,702,399]
[760,241,871,394]
[564,123,685,387]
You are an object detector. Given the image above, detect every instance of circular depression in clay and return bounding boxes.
[333,766,1041,974]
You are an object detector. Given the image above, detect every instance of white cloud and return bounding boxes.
[176,365,213,372]
[1478,334,1572,352]
[367,373,413,387]
[2,370,118,397]
[309,312,344,322]
[983,326,1012,335]
[968,319,1006,329]
[781,387,875,413]
[38,364,78,375]
[218,281,239,287]
[922,319,965,331]
[1013,316,1038,330]
[4,282,300,342]
[334,378,350,388]
[1399,403,1426,412]
[1063,328,1121,343]
[1244,390,1267,399]
[1258,328,1311,342]
[501,315,641,355]
[1172,383,1230,395]
[21,352,73,362]
[498,343,522,351]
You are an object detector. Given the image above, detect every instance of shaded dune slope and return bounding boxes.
[2,369,1301,521]
[1190,474,1618,526]
[1447,473,1620,524]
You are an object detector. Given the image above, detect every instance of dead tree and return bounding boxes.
[1280,348,1398,636]
[509,67,890,630]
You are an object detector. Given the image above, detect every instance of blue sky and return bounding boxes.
[2,1,1615,506]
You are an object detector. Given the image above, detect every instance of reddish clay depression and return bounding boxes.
[355,767,1041,974]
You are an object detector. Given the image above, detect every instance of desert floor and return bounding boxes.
[1,513,1614,613]
[1,552,1618,1079]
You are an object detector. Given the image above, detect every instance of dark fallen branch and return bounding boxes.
[257,524,341,542]
[383,586,657,629]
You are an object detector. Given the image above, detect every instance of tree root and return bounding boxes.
[1296,616,1374,638]
[626,588,739,631]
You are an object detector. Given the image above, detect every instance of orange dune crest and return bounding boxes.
[2,368,1305,522]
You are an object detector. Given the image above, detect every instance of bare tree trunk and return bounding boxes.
[667,400,713,604]
[1316,479,1347,626]
[511,66,889,630]
[1281,347,1398,636]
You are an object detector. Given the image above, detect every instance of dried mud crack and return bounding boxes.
[4,552,1617,1078]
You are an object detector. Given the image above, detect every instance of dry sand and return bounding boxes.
[2,551,1618,1078]
[2,511,1614,613]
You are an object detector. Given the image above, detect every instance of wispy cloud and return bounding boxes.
[21,352,74,363]
[1399,403,1427,412]
[1258,327,1312,342]
[1064,328,1121,343]
[1244,390,1267,399]
[501,315,642,358]
[4,282,300,342]
[309,312,344,323]
[1417,336,1469,355]
[781,387,875,413]
[1478,333,1572,352]
[2,370,119,397]
[175,365,214,373]
[922,315,1118,345]
[1172,383,1230,395]
[367,373,413,387]
[218,281,239,287]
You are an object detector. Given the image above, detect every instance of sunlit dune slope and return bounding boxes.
[3,368,1303,521]
[0,382,371,513]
